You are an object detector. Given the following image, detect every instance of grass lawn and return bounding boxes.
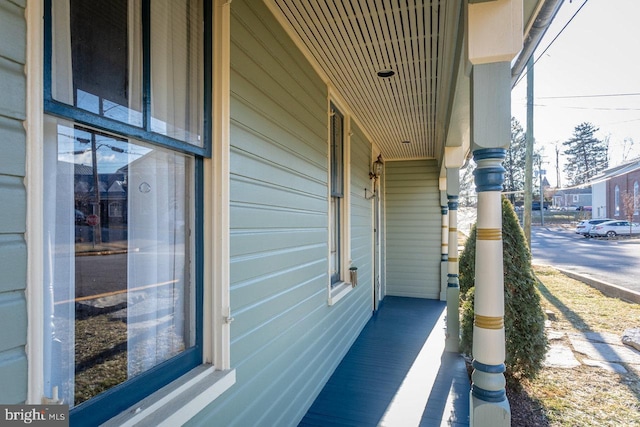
[514,265,640,426]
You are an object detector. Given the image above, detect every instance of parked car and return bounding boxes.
[575,218,613,237]
[75,209,86,225]
[590,220,640,237]
[532,201,550,210]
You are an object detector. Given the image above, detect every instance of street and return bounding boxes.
[530,227,640,293]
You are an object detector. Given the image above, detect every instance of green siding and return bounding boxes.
[350,124,373,288]
[0,0,27,404]
[187,1,373,426]
[385,160,441,299]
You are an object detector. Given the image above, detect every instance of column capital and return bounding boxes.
[473,149,506,193]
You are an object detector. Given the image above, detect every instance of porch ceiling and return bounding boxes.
[269,0,464,161]
[267,0,552,163]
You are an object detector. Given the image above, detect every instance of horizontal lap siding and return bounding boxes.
[0,0,27,403]
[350,125,373,290]
[188,2,372,426]
[385,160,441,299]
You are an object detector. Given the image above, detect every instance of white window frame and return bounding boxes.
[25,1,234,424]
[327,94,352,306]
[615,185,620,216]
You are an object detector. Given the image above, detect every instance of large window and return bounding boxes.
[615,185,620,216]
[330,104,344,286]
[43,0,210,424]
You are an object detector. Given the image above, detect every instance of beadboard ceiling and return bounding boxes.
[268,0,465,161]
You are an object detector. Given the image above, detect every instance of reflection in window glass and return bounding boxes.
[43,117,195,407]
[52,0,143,126]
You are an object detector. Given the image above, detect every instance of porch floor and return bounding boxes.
[299,297,470,427]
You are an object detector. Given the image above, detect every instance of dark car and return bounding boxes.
[532,201,550,210]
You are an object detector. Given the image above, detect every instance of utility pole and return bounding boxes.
[524,57,534,248]
[555,143,560,189]
[539,157,544,226]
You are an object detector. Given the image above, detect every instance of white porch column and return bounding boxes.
[445,166,460,352]
[467,1,521,425]
[439,180,449,301]
[471,146,509,425]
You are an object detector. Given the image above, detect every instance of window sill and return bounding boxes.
[103,365,235,427]
[328,281,353,306]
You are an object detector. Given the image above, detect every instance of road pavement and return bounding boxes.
[530,226,640,294]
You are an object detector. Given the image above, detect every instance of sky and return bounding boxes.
[511,0,640,187]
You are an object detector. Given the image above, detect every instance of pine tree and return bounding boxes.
[563,122,608,186]
[459,197,548,385]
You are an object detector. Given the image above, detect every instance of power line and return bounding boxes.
[538,92,640,99]
[513,0,590,88]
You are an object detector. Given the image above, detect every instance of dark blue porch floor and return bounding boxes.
[299,297,470,427]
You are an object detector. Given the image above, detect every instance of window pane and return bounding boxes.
[51,0,143,126]
[330,106,344,197]
[330,197,340,285]
[43,117,194,407]
[151,0,204,146]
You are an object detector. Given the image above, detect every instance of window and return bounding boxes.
[43,0,210,424]
[634,181,639,215]
[327,100,352,305]
[615,185,620,216]
[572,194,579,203]
[329,104,344,286]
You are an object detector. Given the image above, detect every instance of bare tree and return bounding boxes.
[621,191,638,235]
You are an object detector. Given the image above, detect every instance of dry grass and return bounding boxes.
[524,265,640,426]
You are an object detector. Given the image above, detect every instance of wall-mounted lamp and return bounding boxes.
[366,154,384,200]
[369,154,384,180]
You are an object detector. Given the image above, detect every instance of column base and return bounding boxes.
[444,284,459,352]
[440,261,448,301]
[470,393,510,427]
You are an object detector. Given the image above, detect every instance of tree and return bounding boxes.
[563,122,608,186]
[459,197,548,385]
[504,117,527,203]
[505,117,543,204]
[622,191,638,235]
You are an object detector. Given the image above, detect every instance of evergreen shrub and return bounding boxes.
[459,197,548,385]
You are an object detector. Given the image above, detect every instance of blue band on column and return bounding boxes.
[441,206,448,215]
[441,254,448,261]
[473,149,507,193]
[447,195,459,210]
[473,148,507,161]
[471,384,507,402]
[474,166,505,192]
[472,360,505,373]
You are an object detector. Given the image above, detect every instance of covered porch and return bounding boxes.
[299,297,470,427]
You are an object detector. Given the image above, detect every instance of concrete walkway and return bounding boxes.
[545,329,640,375]
[542,269,640,376]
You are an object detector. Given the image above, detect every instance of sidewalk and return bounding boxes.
[542,268,640,378]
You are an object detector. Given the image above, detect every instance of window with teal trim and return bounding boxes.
[330,104,344,285]
[43,0,210,425]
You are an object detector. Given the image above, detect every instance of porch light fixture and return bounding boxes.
[369,154,384,180]
[366,154,384,200]
[377,69,395,78]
